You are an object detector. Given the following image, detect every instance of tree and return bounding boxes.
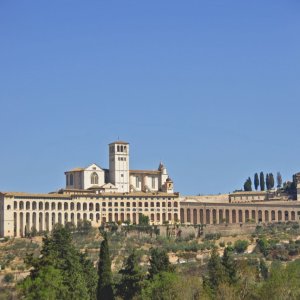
[244,177,252,191]
[234,240,249,253]
[259,259,268,280]
[148,248,174,279]
[142,272,181,300]
[277,172,283,188]
[260,172,265,191]
[254,173,259,191]
[266,173,270,190]
[222,247,238,284]
[19,266,68,299]
[117,251,144,300]
[139,213,149,226]
[97,233,114,300]
[19,225,96,299]
[269,173,275,189]
[205,247,226,291]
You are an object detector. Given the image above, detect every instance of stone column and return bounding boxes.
[216,209,220,224]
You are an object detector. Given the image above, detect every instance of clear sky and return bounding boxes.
[0,1,300,195]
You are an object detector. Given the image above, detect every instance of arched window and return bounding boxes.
[91,172,99,185]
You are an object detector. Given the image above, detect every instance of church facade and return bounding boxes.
[0,141,179,237]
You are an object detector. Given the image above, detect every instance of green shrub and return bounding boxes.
[2,273,14,284]
[234,240,249,253]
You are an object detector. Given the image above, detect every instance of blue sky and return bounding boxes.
[0,1,300,195]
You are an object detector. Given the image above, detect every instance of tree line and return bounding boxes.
[18,224,300,299]
[243,172,282,192]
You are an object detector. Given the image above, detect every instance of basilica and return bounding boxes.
[1,141,300,238]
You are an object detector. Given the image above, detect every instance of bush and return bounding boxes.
[219,241,225,247]
[2,273,14,284]
[234,240,249,253]
[204,233,221,240]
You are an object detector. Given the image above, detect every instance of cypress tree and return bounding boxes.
[97,233,114,300]
[222,247,237,284]
[269,173,275,189]
[266,174,270,190]
[276,172,282,188]
[254,173,259,191]
[260,172,265,191]
[117,251,144,300]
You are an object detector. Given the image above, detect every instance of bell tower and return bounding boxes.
[109,141,130,193]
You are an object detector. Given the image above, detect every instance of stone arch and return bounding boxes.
[271,210,276,221]
[19,201,24,210]
[14,212,17,236]
[258,210,262,222]
[14,201,17,210]
[174,213,178,222]
[238,210,243,223]
[64,202,68,210]
[32,212,37,231]
[64,212,68,224]
[52,213,56,227]
[26,202,30,210]
[193,209,197,224]
[39,212,43,232]
[225,209,230,223]
[83,203,87,211]
[251,210,256,222]
[96,203,100,211]
[51,202,56,210]
[219,210,224,223]
[232,210,236,223]
[157,213,160,223]
[96,213,100,223]
[32,201,37,210]
[58,213,62,224]
[187,209,191,223]
[265,210,269,222]
[77,203,81,210]
[206,209,210,224]
[278,210,282,221]
[180,208,184,223]
[245,210,250,222]
[89,203,94,211]
[284,210,289,221]
[291,211,296,221]
[45,212,49,231]
[39,202,43,210]
[200,209,204,224]
[212,209,217,224]
[45,202,49,210]
[58,202,62,210]
[90,213,94,221]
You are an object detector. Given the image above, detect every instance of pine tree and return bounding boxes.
[97,233,114,300]
[260,172,265,191]
[148,248,174,279]
[259,259,268,280]
[276,172,282,188]
[244,177,252,191]
[206,247,226,290]
[254,173,259,191]
[117,251,144,300]
[222,247,237,284]
[266,174,270,190]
